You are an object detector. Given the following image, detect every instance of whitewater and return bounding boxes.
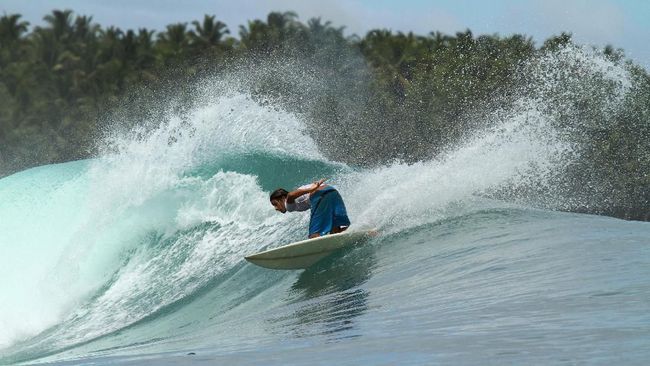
[1,48,649,365]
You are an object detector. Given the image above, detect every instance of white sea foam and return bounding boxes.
[0,91,318,351]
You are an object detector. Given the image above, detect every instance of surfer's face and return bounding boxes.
[271,198,286,213]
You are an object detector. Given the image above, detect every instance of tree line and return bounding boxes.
[0,10,648,220]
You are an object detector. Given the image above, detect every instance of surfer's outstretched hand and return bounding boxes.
[313,178,327,189]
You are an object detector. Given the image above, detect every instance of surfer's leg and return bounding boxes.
[309,188,350,237]
[309,190,335,237]
[309,207,332,237]
[331,191,350,232]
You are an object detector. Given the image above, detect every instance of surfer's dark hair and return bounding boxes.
[270,188,288,201]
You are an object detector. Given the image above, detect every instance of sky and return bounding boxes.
[2,0,649,70]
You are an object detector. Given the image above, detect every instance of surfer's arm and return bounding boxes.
[286,179,326,203]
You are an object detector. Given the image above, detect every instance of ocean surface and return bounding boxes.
[1,48,649,365]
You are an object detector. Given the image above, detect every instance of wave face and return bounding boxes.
[1,48,649,365]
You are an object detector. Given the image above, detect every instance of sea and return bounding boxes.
[1,46,649,365]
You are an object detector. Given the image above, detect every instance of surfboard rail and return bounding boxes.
[245,229,376,270]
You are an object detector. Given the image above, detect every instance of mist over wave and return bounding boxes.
[0,91,325,353]
[1,45,647,365]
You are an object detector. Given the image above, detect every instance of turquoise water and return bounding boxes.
[1,160,648,365]
[1,50,649,365]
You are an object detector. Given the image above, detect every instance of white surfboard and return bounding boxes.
[245,229,376,270]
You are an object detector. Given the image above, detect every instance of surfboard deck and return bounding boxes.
[245,229,375,270]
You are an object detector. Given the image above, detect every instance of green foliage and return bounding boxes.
[0,10,648,220]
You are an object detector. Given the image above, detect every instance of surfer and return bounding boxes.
[270,179,351,238]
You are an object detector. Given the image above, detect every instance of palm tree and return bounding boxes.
[135,28,156,69]
[122,29,138,64]
[31,26,59,68]
[29,9,75,69]
[267,11,299,32]
[428,31,451,51]
[43,9,74,42]
[361,30,418,71]
[307,17,344,44]
[239,11,303,53]
[70,15,100,73]
[157,23,190,64]
[0,13,30,45]
[541,32,572,51]
[239,19,269,51]
[97,26,124,63]
[0,13,30,65]
[190,15,229,49]
[72,15,99,43]
[360,30,429,100]
[268,11,306,48]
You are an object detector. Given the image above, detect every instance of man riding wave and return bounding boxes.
[270,179,350,238]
